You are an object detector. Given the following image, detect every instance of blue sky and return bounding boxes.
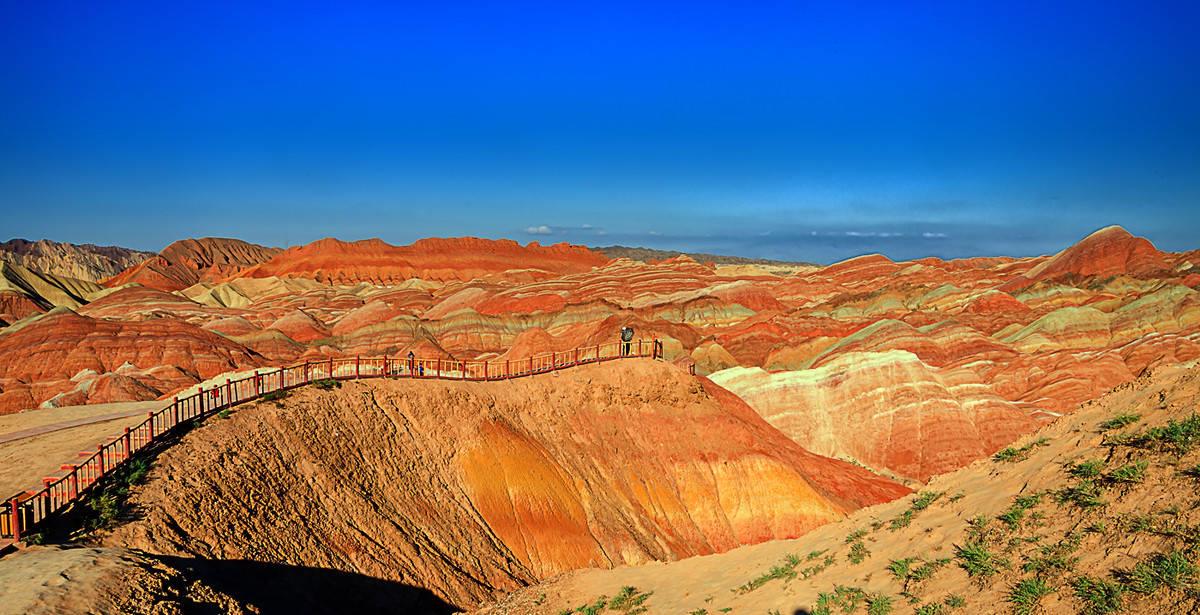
[2,1,1198,263]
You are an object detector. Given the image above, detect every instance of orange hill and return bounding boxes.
[230,237,610,284]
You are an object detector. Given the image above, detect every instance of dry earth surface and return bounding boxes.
[478,360,1200,614]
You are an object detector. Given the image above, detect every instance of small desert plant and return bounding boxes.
[1105,461,1147,484]
[1007,578,1053,615]
[1099,413,1140,430]
[1119,550,1196,593]
[848,540,871,564]
[1110,414,1200,454]
[261,390,288,403]
[1067,459,1105,480]
[1055,480,1104,508]
[993,438,1050,463]
[1072,576,1124,615]
[866,594,894,615]
[845,528,868,544]
[1023,533,1081,575]
[313,377,341,390]
[998,493,1043,530]
[944,594,966,608]
[889,558,917,581]
[913,604,944,615]
[955,541,1007,579]
[890,491,944,530]
[812,586,868,615]
[217,408,232,419]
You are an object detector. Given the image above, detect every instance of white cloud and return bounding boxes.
[525,225,553,235]
[922,232,948,238]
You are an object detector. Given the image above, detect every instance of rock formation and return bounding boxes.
[0,238,152,283]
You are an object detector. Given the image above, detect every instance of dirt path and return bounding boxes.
[0,401,161,497]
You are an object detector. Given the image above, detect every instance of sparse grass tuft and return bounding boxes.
[737,551,835,593]
[313,377,342,390]
[1105,461,1148,484]
[1007,578,1053,615]
[866,594,894,615]
[944,594,966,608]
[1067,459,1105,480]
[890,491,944,530]
[848,540,871,565]
[1107,414,1200,454]
[1099,413,1140,430]
[1119,550,1197,593]
[1054,479,1105,509]
[845,528,868,544]
[998,493,1042,530]
[1072,576,1124,615]
[992,437,1050,463]
[261,390,288,403]
[813,586,869,615]
[217,408,232,419]
[1022,533,1081,576]
[955,541,1007,580]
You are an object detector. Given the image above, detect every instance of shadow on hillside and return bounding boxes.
[156,555,458,615]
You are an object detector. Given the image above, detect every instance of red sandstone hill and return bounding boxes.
[230,237,610,284]
[98,360,906,609]
[0,308,263,413]
[103,238,282,292]
[1001,225,1169,291]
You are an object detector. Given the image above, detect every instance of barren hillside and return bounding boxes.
[478,359,1200,614]
[1,360,901,612]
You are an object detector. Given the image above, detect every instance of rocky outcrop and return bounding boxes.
[103,360,906,609]
[103,238,281,291]
[709,351,1041,482]
[0,238,152,283]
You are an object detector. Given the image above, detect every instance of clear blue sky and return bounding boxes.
[2,1,1198,263]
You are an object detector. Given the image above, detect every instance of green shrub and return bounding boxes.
[1055,480,1105,508]
[1105,461,1148,484]
[261,390,288,403]
[813,586,868,615]
[217,408,231,419]
[1099,413,1140,430]
[1072,576,1124,615]
[1127,551,1196,592]
[993,438,1050,463]
[848,541,870,564]
[955,541,1007,579]
[1110,415,1200,454]
[1068,459,1105,480]
[890,491,944,530]
[944,594,965,608]
[866,594,893,615]
[1007,578,1053,615]
[845,528,868,544]
[313,377,341,390]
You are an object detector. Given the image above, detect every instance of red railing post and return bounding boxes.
[199,386,205,414]
[383,357,389,377]
[96,444,106,476]
[483,361,488,380]
[9,497,19,542]
[225,378,232,404]
[328,357,334,380]
[436,358,441,378]
[355,356,360,379]
[67,465,78,499]
[123,428,132,460]
[574,348,579,365]
[173,397,180,427]
[147,412,156,441]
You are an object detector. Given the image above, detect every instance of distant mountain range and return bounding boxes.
[594,245,816,267]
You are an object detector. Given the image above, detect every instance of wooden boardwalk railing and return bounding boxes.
[0,338,662,544]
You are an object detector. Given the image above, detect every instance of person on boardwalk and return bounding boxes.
[620,326,634,357]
